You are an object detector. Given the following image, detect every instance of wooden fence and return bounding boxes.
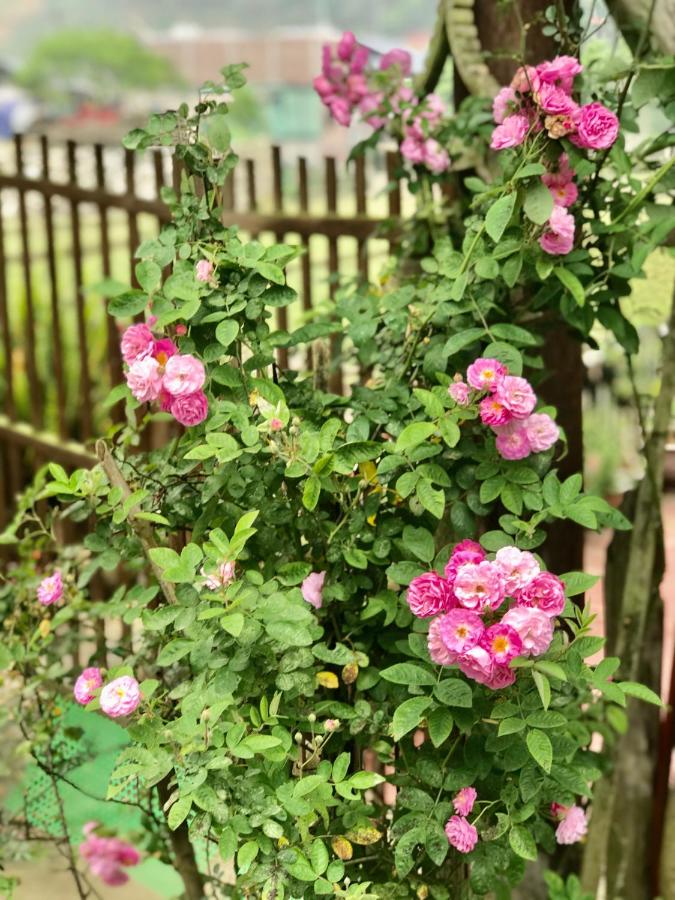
[0,133,411,527]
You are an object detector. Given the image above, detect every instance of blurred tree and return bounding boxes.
[16,29,182,104]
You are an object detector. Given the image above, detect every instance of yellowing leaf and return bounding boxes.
[331,836,353,860]
[346,825,382,846]
[316,671,339,689]
[39,619,51,638]
[359,461,378,484]
[341,663,359,685]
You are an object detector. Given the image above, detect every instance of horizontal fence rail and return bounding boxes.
[0,133,414,526]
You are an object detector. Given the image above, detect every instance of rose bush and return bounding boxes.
[1,26,672,899]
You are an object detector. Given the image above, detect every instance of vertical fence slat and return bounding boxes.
[354,155,369,280]
[325,156,343,394]
[67,140,93,441]
[297,156,313,370]
[386,151,402,251]
[14,135,43,430]
[41,136,67,440]
[95,143,124,420]
[245,159,257,212]
[271,146,289,370]
[124,149,140,290]
[0,177,22,527]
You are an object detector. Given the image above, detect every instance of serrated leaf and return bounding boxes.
[434,679,473,708]
[485,193,516,243]
[380,663,436,687]
[526,729,552,773]
[215,319,239,348]
[554,267,585,306]
[532,670,551,709]
[523,181,554,225]
[427,707,454,747]
[509,825,537,861]
[167,795,192,830]
[395,422,436,454]
[392,697,432,741]
[619,681,663,706]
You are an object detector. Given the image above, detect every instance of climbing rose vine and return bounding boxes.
[2,20,671,898]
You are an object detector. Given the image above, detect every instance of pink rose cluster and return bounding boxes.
[314,32,449,174]
[449,357,560,460]
[408,540,565,690]
[79,821,141,886]
[445,786,479,853]
[490,57,619,256]
[121,322,208,427]
[73,669,142,718]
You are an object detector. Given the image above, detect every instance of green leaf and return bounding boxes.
[483,341,522,376]
[349,771,385,789]
[157,639,194,666]
[619,681,663,706]
[533,660,567,681]
[392,697,432,741]
[395,422,436,454]
[332,752,350,783]
[439,418,461,448]
[302,475,321,511]
[514,162,546,179]
[402,525,436,563]
[498,717,526,737]
[310,839,329,876]
[554,267,585,306]
[561,571,600,597]
[523,181,554,225]
[203,112,231,152]
[444,327,485,357]
[525,711,566,729]
[167,796,192,830]
[416,479,445,519]
[237,840,259,874]
[394,826,426,878]
[108,290,148,318]
[532,670,551,709]
[427,707,454,747]
[526,729,553,773]
[221,613,245,637]
[380,663,436,687]
[215,319,240,348]
[509,825,538,861]
[135,260,162,293]
[434,679,473,708]
[332,441,381,474]
[485,193,516,243]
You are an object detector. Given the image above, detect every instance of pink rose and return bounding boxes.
[539,205,575,256]
[330,97,352,126]
[537,56,583,94]
[337,31,357,62]
[480,622,523,664]
[448,380,470,406]
[99,676,141,718]
[120,323,153,364]
[422,93,446,126]
[201,560,236,590]
[494,376,536,420]
[457,645,494,685]
[542,172,578,207]
[444,539,486,590]
[479,395,512,426]
[536,83,577,116]
[525,412,560,452]
[428,615,459,666]
[516,571,566,617]
[407,572,456,618]
[490,114,530,150]
[423,138,450,174]
[175,323,188,336]
[484,664,517,690]
[494,422,531,460]
[555,805,588,844]
[501,606,554,657]
[466,357,506,392]
[152,338,178,364]
[73,667,103,705]
[195,259,214,283]
[80,824,141,887]
[495,546,540,593]
[544,113,576,139]
[170,391,209,427]
[379,48,412,75]
[510,65,541,94]
[571,102,619,150]
[301,571,326,609]
[37,570,63,606]
[439,608,484,655]
[445,815,478,853]
[401,135,425,165]
[492,86,518,124]
[453,786,477,816]
[453,561,505,612]
[126,356,163,403]
[163,354,205,396]
[358,92,386,128]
